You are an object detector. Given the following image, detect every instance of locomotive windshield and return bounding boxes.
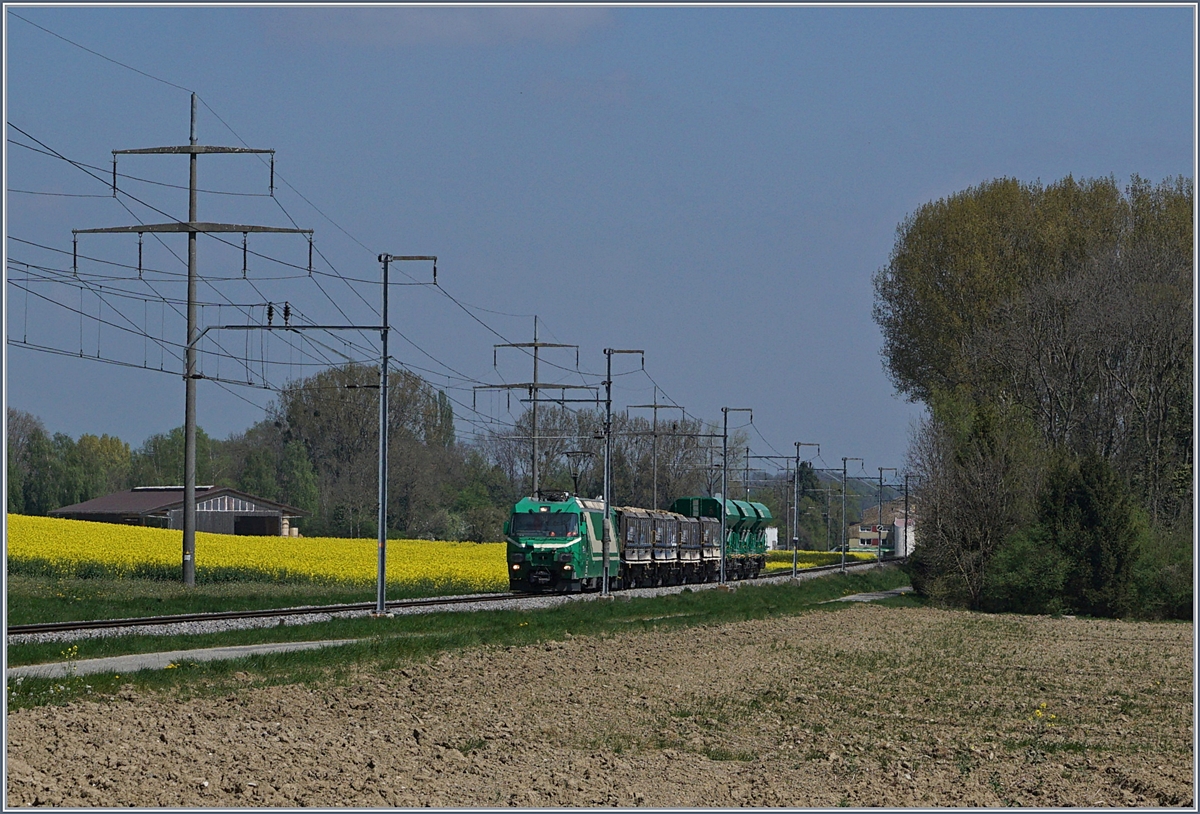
[511,511,579,539]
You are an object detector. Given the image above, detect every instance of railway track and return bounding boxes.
[8,559,891,638]
[6,592,519,636]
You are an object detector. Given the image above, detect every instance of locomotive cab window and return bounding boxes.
[510,512,579,538]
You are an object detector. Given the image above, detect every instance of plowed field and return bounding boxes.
[6,604,1193,807]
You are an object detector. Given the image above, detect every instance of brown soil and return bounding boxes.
[6,604,1194,807]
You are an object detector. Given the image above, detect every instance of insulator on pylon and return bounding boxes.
[283,302,291,326]
[267,303,274,326]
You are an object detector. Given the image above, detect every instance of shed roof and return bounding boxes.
[49,486,308,517]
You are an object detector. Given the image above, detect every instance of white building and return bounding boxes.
[890,516,917,557]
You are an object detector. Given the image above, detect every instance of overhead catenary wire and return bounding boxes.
[9,18,784,457]
[14,121,593,389]
[8,17,601,381]
[10,124,346,382]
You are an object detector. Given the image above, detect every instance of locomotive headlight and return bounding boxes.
[511,563,521,571]
[562,564,573,572]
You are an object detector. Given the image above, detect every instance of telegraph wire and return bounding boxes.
[8,258,284,309]
[7,236,306,281]
[10,11,193,93]
[7,142,273,198]
[106,193,268,384]
[9,188,110,199]
[11,18,669,412]
[12,115,519,430]
[10,125,316,281]
[8,26,754,446]
[14,121,592,383]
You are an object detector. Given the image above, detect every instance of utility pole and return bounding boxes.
[814,468,845,552]
[602,349,644,596]
[182,255,434,613]
[744,448,752,501]
[478,317,586,498]
[877,467,897,564]
[375,255,436,614]
[627,387,686,509]
[793,442,819,553]
[746,451,806,555]
[720,407,752,584]
[74,93,311,586]
[841,457,863,572]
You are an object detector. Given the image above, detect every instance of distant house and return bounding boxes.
[846,499,908,553]
[764,527,780,550]
[49,486,308,536]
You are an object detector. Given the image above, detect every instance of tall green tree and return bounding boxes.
[876,175,1192,522]
[1039,454,1140,618]
[7,409,45,513]
[906,398,1045,610]
[279,439,319,515]
[20,427,60,515]
[274,363,463,537]
[76,434,132,497]
[129,426,214,487]
[873,175,1132,405]
[237,446,279,501]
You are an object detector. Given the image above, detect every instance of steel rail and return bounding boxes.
[8,558,897,636]
[6,592,519,635]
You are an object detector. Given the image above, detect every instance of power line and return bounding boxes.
[8,21,766,456]
[10,11,193,93]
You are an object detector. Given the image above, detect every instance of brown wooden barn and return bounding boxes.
[49,486,307,536]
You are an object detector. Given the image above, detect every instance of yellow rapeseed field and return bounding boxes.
[763,550,875,571]
[6,514,507,592]
[7,515,867,588]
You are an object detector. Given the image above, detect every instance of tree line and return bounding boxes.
[11,365,843,544]
[874,174,1192,619]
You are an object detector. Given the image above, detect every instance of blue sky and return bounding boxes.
[4,4,1194,479]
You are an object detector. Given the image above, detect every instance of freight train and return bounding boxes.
[503,490,772,593]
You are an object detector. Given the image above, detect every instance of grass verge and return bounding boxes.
[4,574,494,626]
[6,566,911,710]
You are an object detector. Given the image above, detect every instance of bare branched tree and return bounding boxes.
[909,408,1044,609]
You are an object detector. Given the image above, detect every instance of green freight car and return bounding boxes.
[669,496,770,580]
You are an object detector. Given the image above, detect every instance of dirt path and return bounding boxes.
[6,604,1193,807]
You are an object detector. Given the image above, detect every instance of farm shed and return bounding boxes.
[48,486,307,536]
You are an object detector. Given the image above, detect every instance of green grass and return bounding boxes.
[6,566,911,710]
[5,574,487,626]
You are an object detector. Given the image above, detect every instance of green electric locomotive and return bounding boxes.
[504,491,618,593]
